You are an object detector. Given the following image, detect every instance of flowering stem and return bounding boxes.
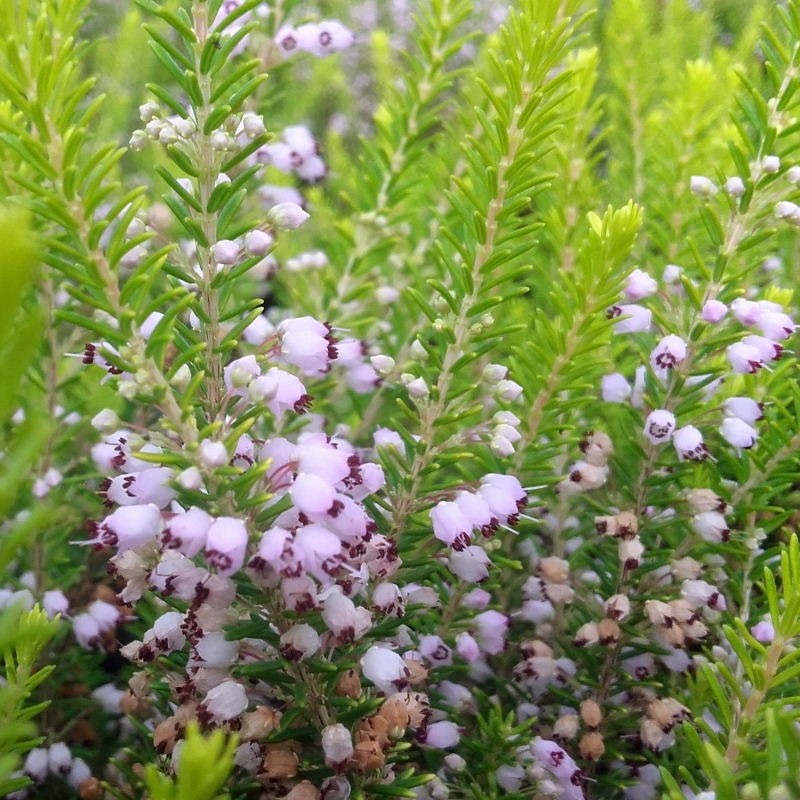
[192,0,225,420]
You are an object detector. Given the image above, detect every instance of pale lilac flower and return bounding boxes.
[742,334,782,362]
[314,20,355,55]
[650,335,687,370]
[200,440,229,469]
[407,377,429,399]
[496,765,525,792]
[690,175,717,196]
[151,611,186,653]
[691,511,729,543]
[199,680,248,723]
[47,743,73,776]
[322,589,371,641]
[725,176,745,197]
[673,426,707,462]
[205,517,248,577]
[430,501,473,551]
[495,379,523,402]
[759,310,795,340]
[701,300,727,323]
[724,397,763,424]
[419,635,453,666]
[224,355,260,392]
[611,304,652,334]
[267,201,310,229]
[632,364,647,408]
[418,720,460,749]
[531,738,583,792]
[762,155,781,173]
[92,504,163,551]
[23,748,49,782]
[448,546,490,582]
[682,579,725,610]
[663,264,682,284]
[322,723,354,766]
[280,323,337,373]
[731,298,762,325]
[372,583,404,617]
[720,417,758,448]
[751,620,775,642]
[280,624,321,661]
[455,631,481,661]
[88,600,121,633]
[43,590,69,619]
[67,759,92,791]
[726,341,764,374]
[73,614,102,650]
[290,473,337,516]
[602,373,631,403]
[249,367,312,418]
[163,507,213,557]
[361,646,409,693]
[475,609,509,654]
[623,268,657,300]
[643,410,676,444]
[213,239,239,265]
[462,588,491,609]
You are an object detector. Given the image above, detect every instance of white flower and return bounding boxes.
[199,680,248,723]
[689,175,717,196]
[726,341,764,374]
[692,511,729,543]
[723,397,763,424]
[280,624,320,661]
[47,743,73,776]
[720,417,758,448]
[724,176,745,197]
[267,201,310,230]
[673,426,708,462]
[623,268,657,300]
[762,155,781,174]
[361,646,409,693]
[322,723,354,766]
[611,303,652,334]
[602,373,631,403]
[213,239,239,265]
[643,410,676,444]
[650,335,687,370]
[407,378,429,399]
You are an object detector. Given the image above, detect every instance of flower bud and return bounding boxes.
[407,378,428,399]
[601,373,631,403]
[701,299,728,323]
[200,439,229,468]
[322,723,354,766]
[213,239,239,265]
[370,355,395,375]
[268,202,310,230]
[244,230,274,258]
[725,176,745,197]
[242,113,266,138]
[690,175,717,196]
[762,155,780,174]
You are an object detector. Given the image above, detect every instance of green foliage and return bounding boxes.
[0,606,59,795]
[145,723,238,800]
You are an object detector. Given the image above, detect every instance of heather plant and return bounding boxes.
[2,0,800,799]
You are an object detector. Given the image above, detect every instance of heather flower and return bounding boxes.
[751,620,775,642]
[602,373,631,402]
[691,511,729,543]
[280,624,321,661]
[249,367,312,418]
[42,589,69,619]
[495,379,523,401]
[24,748,49,782]
[610,303,652,333]
[361,646,410,693]
[643,410,676,444]
[430,501,473,551]
[730,298,762,325]
[726,341,764,373]
[448,545,491,582]
[267,201,310,229]
[88,600,121,633]
[623,268,657,300]
[741,334,782,362]
[91,503,163,550]
[212,239,239,265]
[720,417,758,448]
[198,680,248,724]
[475,609,509,654]
[48,743,73,776]
[204,517,249,577]
[759,310,795,339]
[322,723,354,767]
[673,426,708,462]
[701,300,727,323]
[322,588,371,641]
[723,397,763,424]
[724,176,745,196]
[689,175,717,196]
[650,335,687,370]
[418,720,460,749]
